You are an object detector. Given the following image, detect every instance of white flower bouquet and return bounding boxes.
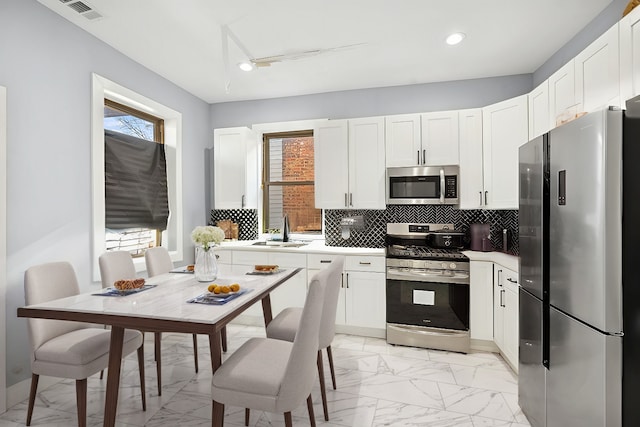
[191,225,225,250]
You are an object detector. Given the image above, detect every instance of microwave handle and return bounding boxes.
[439,168,445,203]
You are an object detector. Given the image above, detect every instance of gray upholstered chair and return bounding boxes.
[211,265,329,427]
[265,256,344,421]
[24,261,146,427]
[99,250,168,395]
[144,246,201,372]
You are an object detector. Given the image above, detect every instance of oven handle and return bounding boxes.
[386,268,469,283]
[387,323,468,338]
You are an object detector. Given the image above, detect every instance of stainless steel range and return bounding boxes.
[386,223,470,353]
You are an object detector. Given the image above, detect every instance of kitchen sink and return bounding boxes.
[251,241,308,248]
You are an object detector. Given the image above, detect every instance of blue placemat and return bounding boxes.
[93,284,157,297]
[187,288,251,305]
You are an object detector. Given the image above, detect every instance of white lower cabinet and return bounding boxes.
[229,250,307,321]
[469,261,494,342]
[493,264,519,372]
[308,253,386,336]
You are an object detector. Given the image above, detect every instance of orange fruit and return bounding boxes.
[207,284,216,293]
[220,285,230,294]
[213,286,222,294]
[230,283,240,292]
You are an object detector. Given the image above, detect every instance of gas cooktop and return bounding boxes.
[386,244,468,261]
[385,223,468,261]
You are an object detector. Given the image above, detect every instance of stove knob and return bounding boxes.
[449,263,457,270]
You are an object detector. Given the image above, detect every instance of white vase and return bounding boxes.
[194,245,218,282]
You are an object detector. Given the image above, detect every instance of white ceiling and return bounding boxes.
[38,0,613,104]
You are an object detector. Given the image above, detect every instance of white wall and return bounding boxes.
[0,0,212,389]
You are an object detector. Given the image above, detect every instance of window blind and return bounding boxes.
[104,129,169,230]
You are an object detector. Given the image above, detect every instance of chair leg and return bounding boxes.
[192,333,199,373]
[212,400,225,427]
[154,332,162,395]
[221,326,228,353]
[316,350,329,421]
[306,394,316,427]
[99,370,104,380]
[284,411,293,427]
[75,378,87,427]
[326,345,337,390]
[244,408,250,426]
[137,343,147,411]
[26,373,39,426]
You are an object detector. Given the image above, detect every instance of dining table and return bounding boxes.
[17,267,302,427]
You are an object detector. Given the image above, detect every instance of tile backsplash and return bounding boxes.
[210,209,259,240]
[325,205,519,255]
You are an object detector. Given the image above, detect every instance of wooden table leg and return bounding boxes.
[209,330,222,372]
[261,294,273,327]
[104,326,125,427]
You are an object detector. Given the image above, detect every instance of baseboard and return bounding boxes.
[470,338,499,353]
[335,325,386,339]
[6,376,61,410]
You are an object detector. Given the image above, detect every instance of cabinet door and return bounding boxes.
[314,120,349,208]
[549,60,577,128]
[493,265,505,350]
[529,80,550,140]
[458,109,484,209]
[385,114,421,167]
[469,261,494,341]
[482,95,528,209]
[344,271,385,329]
[421,111,459,165]
[503,281,519,371]
[575,24,620,112]
[268,253,307,317]
[620,5,640,101]
[213,127,256,209]
[348,117,386,209]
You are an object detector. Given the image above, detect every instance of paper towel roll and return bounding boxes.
[341,226,350,240]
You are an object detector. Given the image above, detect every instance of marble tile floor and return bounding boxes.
[0,324,531,426]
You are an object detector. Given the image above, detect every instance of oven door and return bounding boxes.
[386,271,469,331]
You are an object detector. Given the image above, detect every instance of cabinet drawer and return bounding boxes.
[307,253,344,270]
[232,250,268,265]
[215,249,232,264]
[268,252,306,268]
[503,267,519,288]
[345,255,385,272]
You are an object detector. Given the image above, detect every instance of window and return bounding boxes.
[103,100,165,256]
[91,73,183,280]
[262,131,321,235]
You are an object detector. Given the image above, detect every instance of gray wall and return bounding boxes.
[209,74,533,129]
[0,0,212,387]
[533,0,629,87]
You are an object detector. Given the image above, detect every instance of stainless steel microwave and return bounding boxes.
[386,166,459,205]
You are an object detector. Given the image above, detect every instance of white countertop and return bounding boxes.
[218,239,385,256]
[462,250,519,272]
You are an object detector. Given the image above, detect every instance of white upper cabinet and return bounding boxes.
[348,117,386,209]
[314,120,349,209]
[548,59,577,128]
[315,117,386,209]
[420,111,460,165]
[213,127,258,209]
[528,80,550,140]
[385,114,421,167]
[458,109,484,209]
[385,111,459,167]
[620,6,640,102]
[482,95,528,210]
[575,23,620,112]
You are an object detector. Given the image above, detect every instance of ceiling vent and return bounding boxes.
[58,0,103,20]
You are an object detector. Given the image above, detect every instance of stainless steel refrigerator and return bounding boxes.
[518,104,640,427]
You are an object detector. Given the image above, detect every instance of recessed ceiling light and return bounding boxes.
[446,32,466,46]
[238,62,253,72]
